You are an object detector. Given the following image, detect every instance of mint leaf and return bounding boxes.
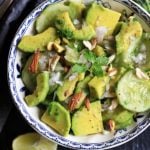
[72,64,88,73]
[83,50,96,63]
[91,63,104,77]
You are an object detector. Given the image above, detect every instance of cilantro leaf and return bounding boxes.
[72,64,88,73]
[91,63,104,77]
[57,29,73,39]
[83,50,96,63]
[95,56,108,65]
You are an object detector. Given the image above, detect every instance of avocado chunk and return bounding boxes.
[55,11,95,40]
[68,76,92,109]
[86,3,121,35]
[93,45,106,56]
[72,101,103,136]
[56,77,78,101]
[64,46,79,64]
[22,55,37,92]
[41,102,71,136]
[35,1,85,33]
[75,76,92,93]
[18,27,57,52]
[25,71,49,106]
[102,106,134,129]
[35,2,69,33]
[88,76,109,99]
[115,18,143,66]
[117,70,150,112]
[73,25,96,40]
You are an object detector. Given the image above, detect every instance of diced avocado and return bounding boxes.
[56,77,78,101]
[88,76,109,99]
[41,102,71,136]
[68,1,85,20]
[69,76,92,109]
[115,18,143,66]
[25,71,49,106]
[64,46,79,64]
[55,11,95,40]
[18,28,57,52]
[22,55,37,92]
[72,101,103,136]
[75,76,92,93]
[117,70,150,112]
[73,25,96,40]
[35,2,69,33]
[102,106,134,129]
[93,45,106,56]
[78,73,85,81]
[86,3,121,35]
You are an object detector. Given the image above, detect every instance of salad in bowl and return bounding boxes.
[8,0,150,149]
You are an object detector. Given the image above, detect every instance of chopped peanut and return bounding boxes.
[108,119,115,132]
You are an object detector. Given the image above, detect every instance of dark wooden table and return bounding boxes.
[0,0,149,149]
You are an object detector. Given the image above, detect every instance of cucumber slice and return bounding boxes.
[117,70,150,112]
[12,133,57,150]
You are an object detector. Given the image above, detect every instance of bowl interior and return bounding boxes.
[8,0,150,149]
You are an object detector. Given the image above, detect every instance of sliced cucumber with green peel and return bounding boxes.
[25,71,49,106]
[117,70,150,112]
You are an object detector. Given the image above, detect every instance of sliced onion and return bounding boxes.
[95,26,108,44]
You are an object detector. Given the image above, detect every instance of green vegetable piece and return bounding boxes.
[137,33,150,70]
[86,3,121,35]
[73,76,92,109]
[25,71,49,106]
[72,64,88,73]
[115,18,143,66]
[73,25,96,40]
[93,45,106,56]
[68,1,85,20]
[55,11,95,40]
[41,102,71,136]
[75,76,92,93]
[56,77,78,101]
[117,70,150,112]
[18,28,57,52]
[88,76,109,99]
[72,101,103,136]
[35,2,69,33]
[22,55,37,92]
[102,106,134,129]
[65,46,79,64]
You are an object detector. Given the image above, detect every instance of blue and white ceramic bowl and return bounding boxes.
[8,0,150,149]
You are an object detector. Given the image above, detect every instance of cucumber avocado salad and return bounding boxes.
[18,0,150,136]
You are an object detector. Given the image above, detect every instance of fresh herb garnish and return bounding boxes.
[83,50,97,63]
[57,29,73,39]
[72,64,88,73]
[91,63,104,77]
[71,50,109,76]
[95,56,108,65]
